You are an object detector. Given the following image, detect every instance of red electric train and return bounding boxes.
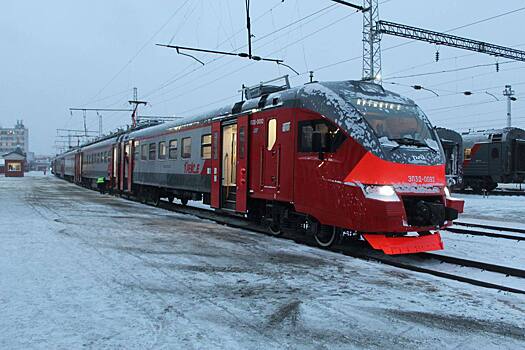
[53,78,464,254]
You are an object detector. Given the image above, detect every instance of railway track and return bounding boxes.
[137,196,525,295]
[446,221,525,240]
[458,189,525,196]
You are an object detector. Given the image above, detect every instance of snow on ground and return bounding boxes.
[1,175,524,349]
[454,193,525,225]
[439,231,525,271]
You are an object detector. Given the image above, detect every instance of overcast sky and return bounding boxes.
[1,0,524,155]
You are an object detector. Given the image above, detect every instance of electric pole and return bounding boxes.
[362,0,381,81]
[129,87,147,128]
[503,85,516,127]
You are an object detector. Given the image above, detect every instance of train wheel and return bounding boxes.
[167,195,175,203]
[180,198,189,206]
[267,223,282,236]
[314,225,338,248]
[152,195,161,207]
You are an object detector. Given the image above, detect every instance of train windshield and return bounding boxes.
[354,98,438,150]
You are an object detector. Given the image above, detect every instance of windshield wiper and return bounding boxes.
[388,137,437,153]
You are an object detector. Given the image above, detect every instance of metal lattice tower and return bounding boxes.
[362,0,381,81]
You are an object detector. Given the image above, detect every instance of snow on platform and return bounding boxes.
[1,175,524,349]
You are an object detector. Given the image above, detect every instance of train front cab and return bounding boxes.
[208,106,463,255]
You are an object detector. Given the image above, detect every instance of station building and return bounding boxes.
[2,148,26,177]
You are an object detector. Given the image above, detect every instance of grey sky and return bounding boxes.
[1,0,524,155]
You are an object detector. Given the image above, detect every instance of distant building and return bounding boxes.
[3,148,26,177]
[0,120,29,156]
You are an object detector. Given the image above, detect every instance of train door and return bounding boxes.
[513,139,525,173]
[221,122,238,210]
[261,117,280,193]
[489,143,502,175]
[210,122,221,208]
[210,116,249,212]
[127,140,135,193]
[120,141,131,192]
[236,115,249,212]
[118,142,131,192]
[74,152,82,183]
[111,143,119,191]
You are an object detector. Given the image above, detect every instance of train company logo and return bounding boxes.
[184,161,201,174]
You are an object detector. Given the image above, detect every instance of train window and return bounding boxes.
[158,141,166,160]
[201,134,212,159]
[141,144,148,160]
[298,120,346,153]
[464,148,472,160]
[134,141,140,160]
[181,137,192,158]
[149,143,156,160]
[168,139,178,159]
[491,148,499,159]
[267,118,277,150]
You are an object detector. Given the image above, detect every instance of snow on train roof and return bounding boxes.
[56,79,428,161]
[461,127,525,145]
[127,80,416,154]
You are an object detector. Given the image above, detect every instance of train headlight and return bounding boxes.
[363,185,399,201]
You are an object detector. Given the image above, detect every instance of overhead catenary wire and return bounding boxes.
[82,0,192,106]
[142,2,339,100]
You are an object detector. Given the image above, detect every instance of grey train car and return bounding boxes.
[81,137,117,187]
[436,127,463,190]
[462,127,525,192]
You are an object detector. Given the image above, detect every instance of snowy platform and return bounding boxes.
[1,175,524,349]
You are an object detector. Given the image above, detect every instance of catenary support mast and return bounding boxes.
[362,0,381,81]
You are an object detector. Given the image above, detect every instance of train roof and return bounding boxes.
[124,80,417,154]
[461,127,525,146]
[56,79,422,159]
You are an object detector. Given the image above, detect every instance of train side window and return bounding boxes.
[201,134,212,159]
[134,141,140,160]
[169,139,178,159]
[491,148,499,159]
[298,120,346,153]
[267,118,277,150]
[148,143,156,160]
[464,148,471,160]
[181,137,192,158]
[141,144,148,160]
[158,141,166,160]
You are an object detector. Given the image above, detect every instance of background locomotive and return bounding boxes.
[436,127,463,191]
[53,78,463,254]
[461,127,525,192]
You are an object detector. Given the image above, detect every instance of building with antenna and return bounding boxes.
[0,120,29,155]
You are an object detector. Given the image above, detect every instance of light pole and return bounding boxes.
[503,85,516,127]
